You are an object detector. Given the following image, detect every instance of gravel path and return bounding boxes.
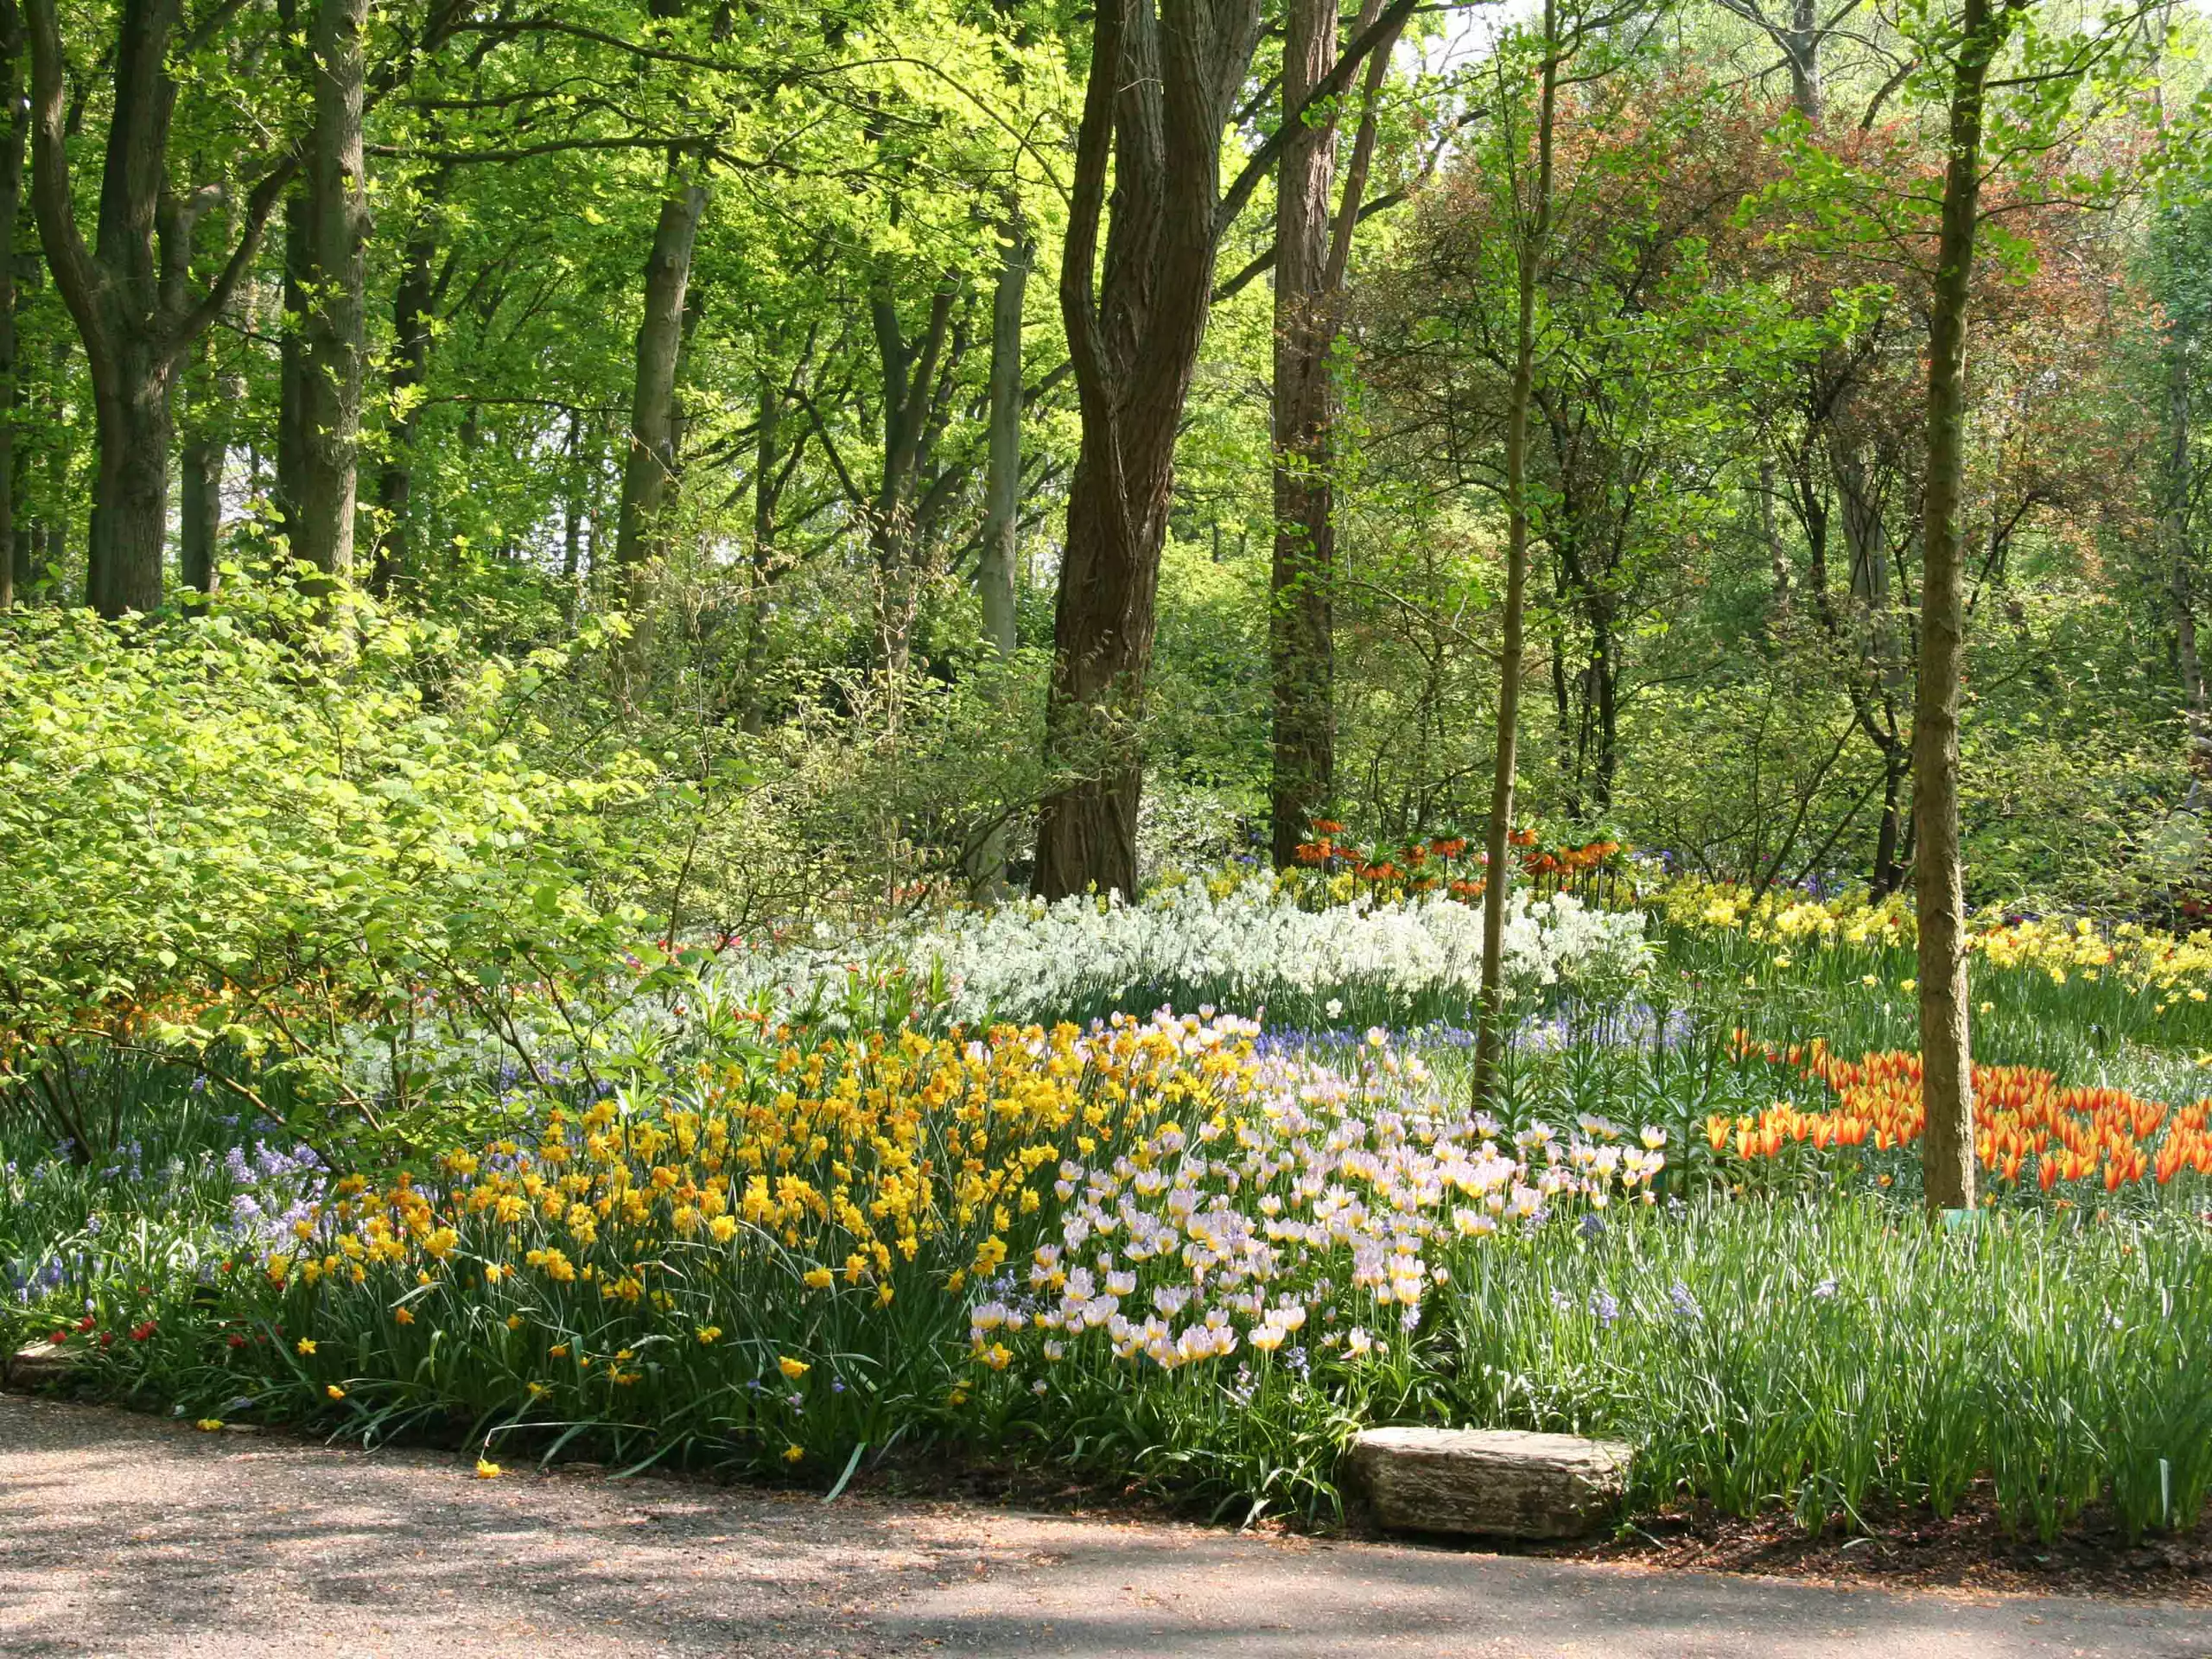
[5,1394,2210,1658]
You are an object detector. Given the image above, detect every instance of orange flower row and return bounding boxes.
[1718,1035,2212,1192]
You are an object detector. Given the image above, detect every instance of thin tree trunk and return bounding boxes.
[1472,0,1557,1110]
[743,371,778,731]
[561,406,584,584]
[614,166,707,657]
[978,214,1028,659]
[276,188,308,555]
[868,279,955,702]
[1872,747,1906,893]
[296,0,369,587]
[0,1,22,612]
[2171,335,2208,791]
[1916,0,2011,1216]
[372,201,437,594]
[178,407,220,596]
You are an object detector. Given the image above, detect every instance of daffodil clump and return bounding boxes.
[249,1012,1318,1465]
[1650,876,2212,1069]
[232,1007,1668,1501]
[1659,875,2212,996]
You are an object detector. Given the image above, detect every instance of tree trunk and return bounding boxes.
[979,216,1028,659]
[1784,0,1821,121]
[1268,0,1340,868]
[178,410,220,596]
[0,3,22,612]
[296,0,369,585]
[1471,0,1557,1110]
[742,370,779,731]
[87,350,173,615]
[614,167,707,634]
[2170,329,2208,791]
[372,201,437,594]
[1037,0,1410,898]
[1915,0,2010,1216]
[27,0,293,616]
[868,279,956,701]
[276,188,308,554]
[1872,746,1907,893]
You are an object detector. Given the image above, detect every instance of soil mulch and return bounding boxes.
[1517,1493,2212,1605]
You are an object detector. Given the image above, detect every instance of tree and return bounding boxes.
[1038,0,1416,899]
[1268,0,1405,867]
[1906,0,2156,1209]
[295,0,371,586]
[1468,0,1564,1109]
[24,0,295,616]
[0,0,24,611]
[978,210,1029,660]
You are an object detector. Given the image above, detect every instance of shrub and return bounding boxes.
[0,587,658,1154]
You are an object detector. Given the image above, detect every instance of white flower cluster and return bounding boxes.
[713,874,1649,1029]
[967,1018,1668,1375]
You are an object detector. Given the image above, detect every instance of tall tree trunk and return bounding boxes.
[1268,0,1401,867]
[27,0,292,616]
[561,407,584,584]
[1471,0,1557,1110]
[2170,329,2208,792]
[1916,0,2011,1216]
[868,279,955,708]
[978,215,1028,659]
[742,371,779,732]
[372,200,437,594]
[296,0,369,586]
[86,344,171,614]
[1268,0,1340,868]
[613,164,707,663]
[276,189,308,553]
[1036,0,1414,899]
[178,391,220,596]
[1784,0,1821,120]
[0,2,22,611]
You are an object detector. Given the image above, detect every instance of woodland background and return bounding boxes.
[0,0,2208,932]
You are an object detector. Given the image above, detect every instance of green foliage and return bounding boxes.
[1444,1194,2212,1541]
[0,581,658,1150]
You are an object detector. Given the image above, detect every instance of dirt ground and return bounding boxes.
[5,1393,2211,1658]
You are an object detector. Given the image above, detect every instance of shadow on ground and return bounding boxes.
[3,1395,2209,1658]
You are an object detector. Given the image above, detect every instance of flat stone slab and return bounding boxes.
[4,1343,79,1392]
[1344,1426,1631,1539]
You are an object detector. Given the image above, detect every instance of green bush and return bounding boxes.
[0,584,661,1155]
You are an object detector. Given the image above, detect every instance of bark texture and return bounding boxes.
[296,0,369,584]
[372,199,440,594]
[1038,0,1416,899]
[613,174,707,592]
[0,1,23,612]
[1915,0,2015,1215]
[1267,0,1340,868]
[24,0,290,616]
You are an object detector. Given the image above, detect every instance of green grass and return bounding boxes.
[1438,1192,2212,1541]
